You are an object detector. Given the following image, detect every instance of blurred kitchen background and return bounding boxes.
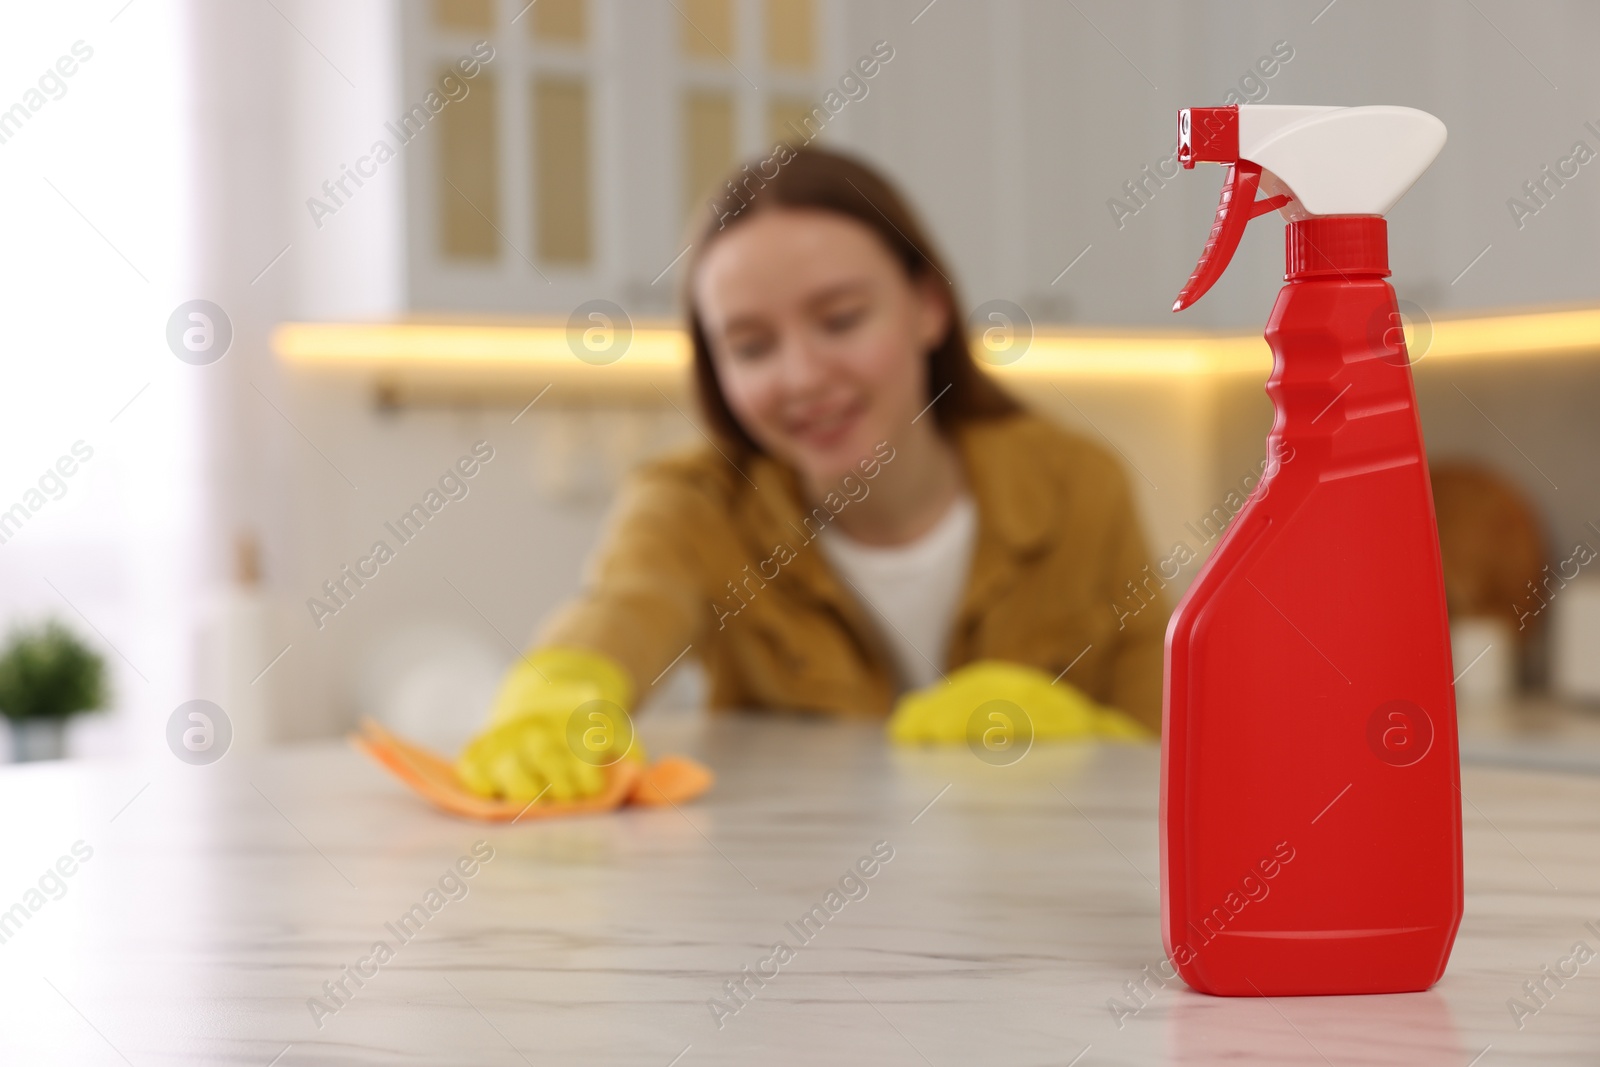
[1,0,1597,766]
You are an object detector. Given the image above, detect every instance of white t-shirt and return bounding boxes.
[818,494,978,693]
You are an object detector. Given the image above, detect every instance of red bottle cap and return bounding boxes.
[1285,216,1389,280]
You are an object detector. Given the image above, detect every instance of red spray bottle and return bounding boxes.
[1160,105,1462,996]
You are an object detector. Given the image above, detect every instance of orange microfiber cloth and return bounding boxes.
[351,717,714,821]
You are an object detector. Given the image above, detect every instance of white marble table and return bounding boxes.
[2,709,1597,1065]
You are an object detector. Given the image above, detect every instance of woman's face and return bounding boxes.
[693,208,949,488]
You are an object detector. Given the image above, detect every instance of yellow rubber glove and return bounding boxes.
[457,648,644,803]
[887,660,1152,747]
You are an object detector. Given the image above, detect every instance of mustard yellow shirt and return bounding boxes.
[538,410,1169,731]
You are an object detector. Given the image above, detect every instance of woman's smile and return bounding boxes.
[785,395,868,453]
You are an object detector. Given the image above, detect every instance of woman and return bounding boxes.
[457,148,1166,803]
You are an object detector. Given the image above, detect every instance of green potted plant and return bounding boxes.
[0,621,109,762]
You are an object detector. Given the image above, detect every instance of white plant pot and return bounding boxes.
[10,719,67,762]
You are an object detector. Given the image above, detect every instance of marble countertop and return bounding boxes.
[2,709,1597,1066]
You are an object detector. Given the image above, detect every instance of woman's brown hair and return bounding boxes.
[682,146,1020,455]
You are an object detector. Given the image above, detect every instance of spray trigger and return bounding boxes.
[1172,161,1291,312]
